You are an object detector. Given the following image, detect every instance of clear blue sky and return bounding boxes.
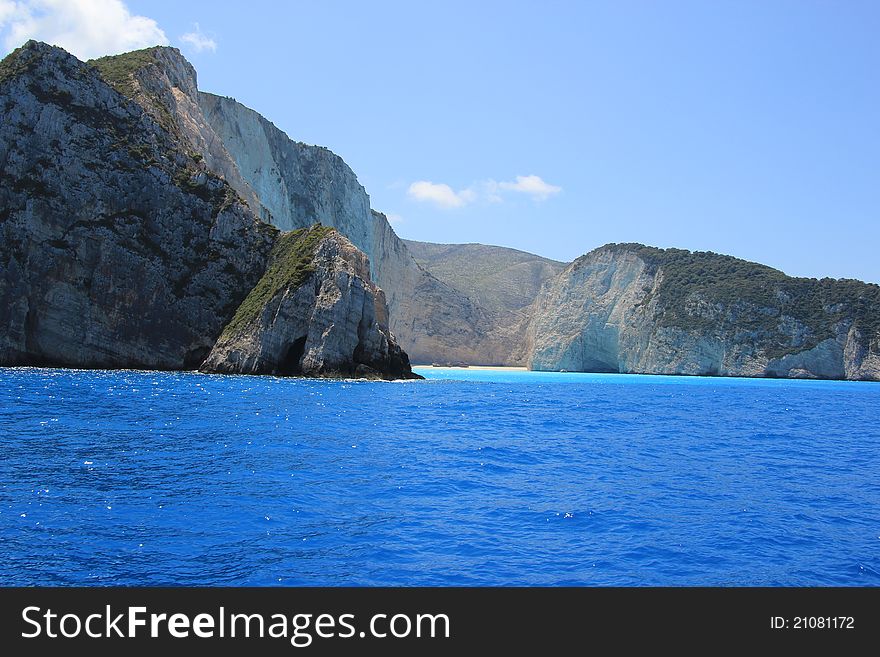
[3,1,879,281]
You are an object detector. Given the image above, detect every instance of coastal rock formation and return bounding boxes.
[0,41,416,379]
[64,44,540,367]
[370,211,504,364]
[0,41,275,369]
[198,93,373,251]
[526,244,880,380]
[5,42,878,381]
[90,46,265,217]
[197,92,515,364]
[202,226,418,379]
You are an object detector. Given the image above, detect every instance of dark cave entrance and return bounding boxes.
[278,336,307,375]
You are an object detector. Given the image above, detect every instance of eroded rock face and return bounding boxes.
[0,42,417,379]
[8,42,875,381]
[201,226,418,379]
[199,93,372,250]
[526,244,880,380]
[197,93,518,365]
[0,41,275,369]
[81,48,539,367]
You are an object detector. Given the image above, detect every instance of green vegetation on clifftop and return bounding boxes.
[219,225,334,340]
[89,48,177,134]
[0,45,37,83]
[598,243,880,354]
[89,48,158,98]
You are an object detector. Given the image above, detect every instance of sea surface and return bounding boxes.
[1,366,878,586]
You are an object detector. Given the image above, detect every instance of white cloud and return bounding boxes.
[498,174,562,201]
[0,0,168,60]
[386,213,405,225]
[407,181,473,208]
[407,175,562,208]
[180,23,216,53]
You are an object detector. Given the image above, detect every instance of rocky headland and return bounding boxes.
[525,244,880,380]
[202,225,416,379]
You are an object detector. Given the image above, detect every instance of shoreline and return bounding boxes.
[412,365,529,372]
[2,364,877,383]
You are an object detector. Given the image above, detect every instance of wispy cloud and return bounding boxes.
[0,0,168,59]
[408,175,561,208]
[180,23,216,53]
[386,213,405,225]
[498,174,562,201]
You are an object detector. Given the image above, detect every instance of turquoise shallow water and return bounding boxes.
[1,366,878,586]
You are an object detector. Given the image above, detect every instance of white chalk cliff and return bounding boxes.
[526,244,880,380]
[195,92,517,364]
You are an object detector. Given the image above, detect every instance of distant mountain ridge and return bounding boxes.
[403,240,566,316]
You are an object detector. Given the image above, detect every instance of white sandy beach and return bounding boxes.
[412,365,528,372]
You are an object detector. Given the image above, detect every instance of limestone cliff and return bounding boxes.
[196,92,511,364]
[526,244,880,380]
[0,42,416,378]
[198,93,373,251]
[202,225,417,379]
[370,211,512,364]
[90,47,265,217]
[9,42,874,381]
[0,41,275,369]
[84,47,534,366]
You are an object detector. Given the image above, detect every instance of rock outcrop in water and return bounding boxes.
[0,41,415,379]
[526,244,880,380]
[202,225,417,379]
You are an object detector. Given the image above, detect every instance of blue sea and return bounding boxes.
[1,366,878,586]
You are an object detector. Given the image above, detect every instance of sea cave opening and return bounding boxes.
[278,336,307,375]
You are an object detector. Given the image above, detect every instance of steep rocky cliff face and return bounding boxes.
[87,46,534,366]
[527,244,880,380]
[90,47,265,217]
[0,41,416,379]
[370,210,513,364]
[197,92,513,364]
[0,41,275,369]
[202,225,417,379]
[198,93,373,250]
